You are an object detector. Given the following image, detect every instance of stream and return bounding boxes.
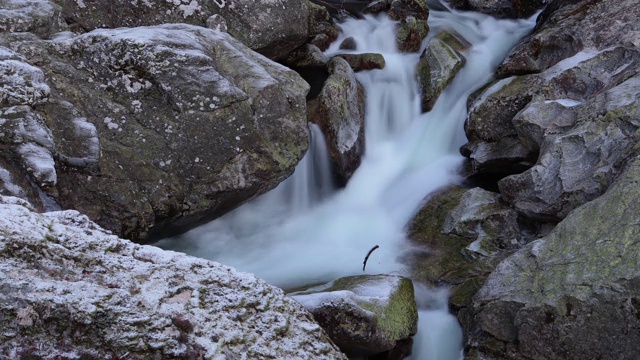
[158,2,536,358]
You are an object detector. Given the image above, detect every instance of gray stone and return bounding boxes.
[0,195,347,359]
[308,57,365,184]
[339,36,357,50]
[498,0,640,76]
[53,0,311,60]
[447,0,548,19]
[468,156,640,359]
[335,53,386,71]
[0,25,310,241]
[292,274,418,358]
[444,187,522,258]
[416,31,466,111]
[396,17,429,53]
[0,0,68,39]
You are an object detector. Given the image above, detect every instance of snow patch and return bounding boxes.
[16,143,56,186]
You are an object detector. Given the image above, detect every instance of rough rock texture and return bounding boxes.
[0,0,68,39]
[499,74,640,221]
[406,186,541,314]
[497,0,639,77]
[463,0,640,221]
[53,0,310,60]
[396,16,430,53]
[306,1,340,52]
[0,24,310,241]
[444,187,522,257]
[446,0,548,19]
[292,274,418,358]
[335,52,386,71]
[466,156,640,359]
[416,31,466,112]
[0,195,347,359]
[308,57,366,184]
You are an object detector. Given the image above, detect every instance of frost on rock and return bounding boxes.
[0,196,346,359]
[0,0,68,39]
[16,142,56,186]
[0,55,50,106]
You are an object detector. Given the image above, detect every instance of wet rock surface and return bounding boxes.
[307,57,366,184]
[416,31,467,111]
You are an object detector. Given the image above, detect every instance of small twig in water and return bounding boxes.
[363,245,379,271]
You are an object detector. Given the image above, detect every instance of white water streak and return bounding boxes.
[158,4,536,358]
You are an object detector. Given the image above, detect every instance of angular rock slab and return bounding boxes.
[292,274,418,357]
[308,57,365,184]
[0,196,347,359]
[498,0,640,76]
[467,156,640,359]
[416,31,466,112]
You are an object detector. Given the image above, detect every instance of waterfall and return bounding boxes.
[157,3,536,359]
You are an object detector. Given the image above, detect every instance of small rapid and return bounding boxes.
[158,3,536,358]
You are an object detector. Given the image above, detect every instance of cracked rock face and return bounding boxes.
[0,195,347,359]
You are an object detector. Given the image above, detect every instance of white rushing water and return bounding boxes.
[158,2,536,358]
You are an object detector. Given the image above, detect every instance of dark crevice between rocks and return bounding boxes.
[458,157,537,194]
[291,66,330,101]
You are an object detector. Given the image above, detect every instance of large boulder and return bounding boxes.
[0,24,310,241]
[53,0,311,60]
[308,57,366,184]
[416,31,467,112]
[446,0,548,19]
[466,156,640,359]
[0,195,346,359]
[497,0,640,77]
[499,74,640,221]
[0,0,68,39]
[462,0,640,215]
[292,274,418,358]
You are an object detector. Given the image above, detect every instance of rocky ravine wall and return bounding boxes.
[408,0,640,359]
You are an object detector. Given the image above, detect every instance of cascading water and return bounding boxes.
[158,2,536,358]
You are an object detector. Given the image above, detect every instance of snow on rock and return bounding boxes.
[0,195,347,359]
[0,48,50,106]
[292,274,418,357]
[16,142,56,186]
[0,0,68,39]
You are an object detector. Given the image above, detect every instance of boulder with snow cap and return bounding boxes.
[0,195,347,359]
[292,274,418,358]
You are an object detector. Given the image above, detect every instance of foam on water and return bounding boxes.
[158,2,536,358]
